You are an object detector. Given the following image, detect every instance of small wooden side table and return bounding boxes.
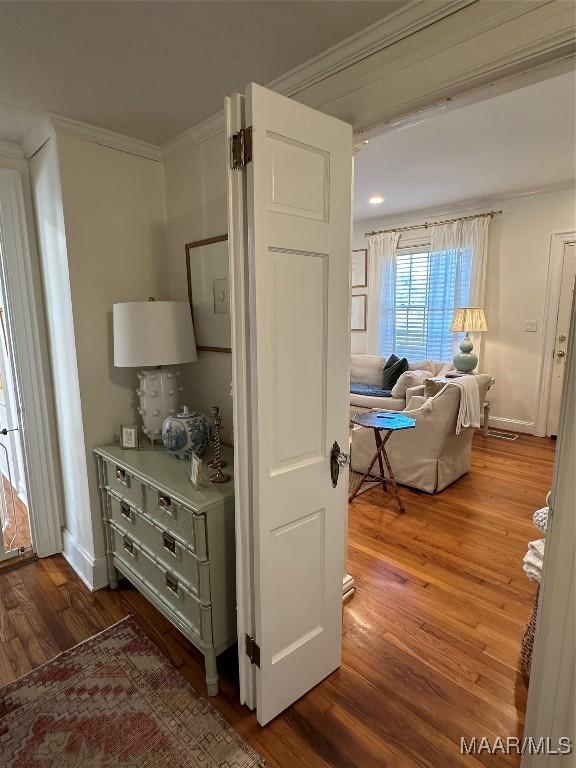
[349,411,416,514]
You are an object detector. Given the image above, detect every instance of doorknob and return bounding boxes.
[330,441,350,488]
[556,350,566,358]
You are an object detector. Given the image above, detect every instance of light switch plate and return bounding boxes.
[524,320,538,333]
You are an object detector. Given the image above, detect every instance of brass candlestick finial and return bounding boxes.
[209,406,230,484]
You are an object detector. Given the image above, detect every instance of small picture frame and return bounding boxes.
[351,249,367,288]
[190,452,206,490]
[351,294,367,331]
[120,425,139,450]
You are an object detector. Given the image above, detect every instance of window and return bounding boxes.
[393,247,472,360]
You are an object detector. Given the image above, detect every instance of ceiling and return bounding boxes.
[0,0,407,146]
[354,70,576,221]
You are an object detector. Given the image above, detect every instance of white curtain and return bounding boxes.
[366,232,400,354]
[430,216,491,362]
[430,216,490,304]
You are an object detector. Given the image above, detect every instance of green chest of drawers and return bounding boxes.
[95,444,236,696]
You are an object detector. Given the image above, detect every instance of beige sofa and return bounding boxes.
[350,354,454,415]
[351,374,492,493]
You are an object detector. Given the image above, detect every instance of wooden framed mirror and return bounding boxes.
[185,234,231,352]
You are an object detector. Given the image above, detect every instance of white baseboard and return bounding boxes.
[62,529,108,591]
[488,416,536,435]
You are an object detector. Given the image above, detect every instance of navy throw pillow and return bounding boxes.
[384,353,399,370]
[381,357,408,390]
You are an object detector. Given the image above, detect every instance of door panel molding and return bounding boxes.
[534,230,576,437]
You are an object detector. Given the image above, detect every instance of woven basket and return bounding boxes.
[520,586,540,676]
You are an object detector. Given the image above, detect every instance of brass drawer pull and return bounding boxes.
[165,572,179,595]
[122,535,135,557]
[158,494,172,509]
[115,467,130,487]
[162,532,176,555]
[120,502,132,520]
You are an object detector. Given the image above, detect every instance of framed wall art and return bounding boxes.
[185,234,231,352]
[351,248,367,288]
[351,294,367,332]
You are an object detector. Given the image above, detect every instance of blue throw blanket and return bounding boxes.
[350,382,393,398]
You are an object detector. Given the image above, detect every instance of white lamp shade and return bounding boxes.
[450,307,488,333]
[113,301,197,367]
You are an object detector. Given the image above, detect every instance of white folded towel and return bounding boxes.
[523,538,545,583]
[523,562,542,583]
[449,376,481,434]
[529,539,545,559]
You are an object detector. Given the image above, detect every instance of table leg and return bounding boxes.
[204,648,219,696]
[483,401,490,438]
[374,428,387,492]
[380,441,405,514]
[348,431,385,503]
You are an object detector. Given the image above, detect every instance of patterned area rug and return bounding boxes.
[0,616,265,767]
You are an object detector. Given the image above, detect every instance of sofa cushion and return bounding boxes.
[408,359,435,373]
[436,361,456,376]
[424,378,448,398]
[350,393,405,411]
[381,357,408,390]
[391,369,432,399]
[350,382,392,398]
[350,355,387,386]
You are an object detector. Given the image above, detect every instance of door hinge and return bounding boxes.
[245,633,260,667]
[231,127,252,169]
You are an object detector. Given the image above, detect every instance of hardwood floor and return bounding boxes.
[0,433,554,767]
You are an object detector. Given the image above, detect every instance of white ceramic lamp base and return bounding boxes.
[137,368,182,443]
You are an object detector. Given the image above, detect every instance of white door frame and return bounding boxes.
[225,93,256,709]
[534,231,576,437]
[0,167,62,557]
[522,295,575,767]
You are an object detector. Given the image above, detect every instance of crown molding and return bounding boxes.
[23,113,162,162]
[354,181,576,229]
[268,0,474,98]
[162,110,226,158]
[21,115,53,159]
[0,141,24,160]
[162,0,475,159]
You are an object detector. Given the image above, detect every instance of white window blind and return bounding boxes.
[393,248,472,360]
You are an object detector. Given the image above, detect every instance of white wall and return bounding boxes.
[163,133,234,444]
[31,132,168,587]
[352,186,576,432]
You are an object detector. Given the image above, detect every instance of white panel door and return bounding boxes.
[547,243,576,437]
[229,83,352,725]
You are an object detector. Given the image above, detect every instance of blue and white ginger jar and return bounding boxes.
[162,406,211,460]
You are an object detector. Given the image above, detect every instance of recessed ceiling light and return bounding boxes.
[369,196,384,205]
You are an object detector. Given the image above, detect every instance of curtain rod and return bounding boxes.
[364,210,502,237]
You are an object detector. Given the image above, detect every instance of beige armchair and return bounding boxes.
[351,375,492,493]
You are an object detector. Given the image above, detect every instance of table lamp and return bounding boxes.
[450,307,487,373]
[113,299,197,442]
